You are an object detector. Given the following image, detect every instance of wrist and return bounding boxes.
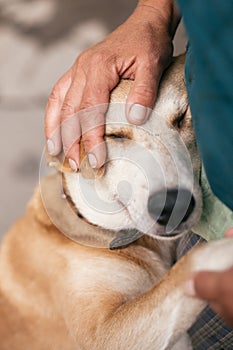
[135,0,181,38]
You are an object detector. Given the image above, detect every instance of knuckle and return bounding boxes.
[92,86,107,97]
[76,50,106,68]
[80,112,105,136]
[82,128,102,142]
[140,53,169,74]
[90,52,106,65]
[79,96,94,110]
[81,136,93,151]
[75,51,88,65]
[48,87,60,103]
[80,95,107,111]
[133,83,155,99]
[153,54,169,70]
[61,99,75,116]
[80,96,101,110]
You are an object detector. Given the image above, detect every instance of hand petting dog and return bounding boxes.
[45,2,180,170]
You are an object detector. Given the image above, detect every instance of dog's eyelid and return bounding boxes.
[105,132,131,140]
[107,133,124,139]
[172,109,187,129]
[105,127,134,140]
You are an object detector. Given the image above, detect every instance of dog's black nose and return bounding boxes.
[148,189,195,226]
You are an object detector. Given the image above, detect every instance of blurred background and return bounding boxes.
[0,0,186,239]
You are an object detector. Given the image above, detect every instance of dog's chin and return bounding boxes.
[72,184,202,243]
[141,208,202,240]
[145,226,189,241]
[77,206,202,244]
[143,204,202,241]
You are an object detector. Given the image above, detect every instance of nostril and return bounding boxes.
[181,195,195,223]
[148,189,195,226]
[157,189,178,225]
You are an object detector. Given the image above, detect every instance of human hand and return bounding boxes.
[185,227,233,328]
[45,1,180,171]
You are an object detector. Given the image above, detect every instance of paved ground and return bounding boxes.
[0,0,186,239]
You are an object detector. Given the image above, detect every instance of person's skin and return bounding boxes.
[184,227,233,328]
[45,0,233,329]
[45,0,180,171]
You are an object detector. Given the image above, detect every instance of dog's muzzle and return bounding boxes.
[148,188,195,236]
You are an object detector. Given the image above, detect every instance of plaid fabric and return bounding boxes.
[177,233,233,349]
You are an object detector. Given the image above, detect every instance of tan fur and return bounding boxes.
[1,55,233,350]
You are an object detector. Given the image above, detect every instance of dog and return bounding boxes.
[0,55,233,350]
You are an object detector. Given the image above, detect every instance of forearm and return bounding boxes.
[136,0,181,37]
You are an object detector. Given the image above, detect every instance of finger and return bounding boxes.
[210,300,233,328]
[194,268,233,304]
[224,227,233,238]
[80,102,107,169]
[61,75,86,121]
[45,70,72,155]
[209,301,223,317]
[61,76,86,169]
[184,271,221,300]
[220,312,233,328]
[193,271,223,301]
[67,143,80,172]
[79,72,118,168]
[61,113,81,171]
[126,64,160,125]
[196,269,233,328]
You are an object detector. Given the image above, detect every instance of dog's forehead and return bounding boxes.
[106,55,187,137]
[46,56,188,173]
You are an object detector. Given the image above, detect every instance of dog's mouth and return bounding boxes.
[115,186,200,238]
[56,181,201,250]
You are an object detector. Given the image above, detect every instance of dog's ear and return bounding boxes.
[46,141,105,179]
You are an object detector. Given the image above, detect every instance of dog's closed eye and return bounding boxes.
[106,133,125,140]
[172,111,187,129]
[106,128,133,140]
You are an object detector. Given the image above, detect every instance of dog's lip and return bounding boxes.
[144,221,193,239]
[156,232,184,240]
[116,196,200,239]
[160,232,181,238]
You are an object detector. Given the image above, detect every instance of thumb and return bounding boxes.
[184,271,221,301]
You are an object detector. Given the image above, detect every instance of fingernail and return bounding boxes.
[47,139,55,155]
[88,153,97,169]
[69,158,78,172]
[184,278,196,297]
[128,104,148,124]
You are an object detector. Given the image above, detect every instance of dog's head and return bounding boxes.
[47,55,202,242]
